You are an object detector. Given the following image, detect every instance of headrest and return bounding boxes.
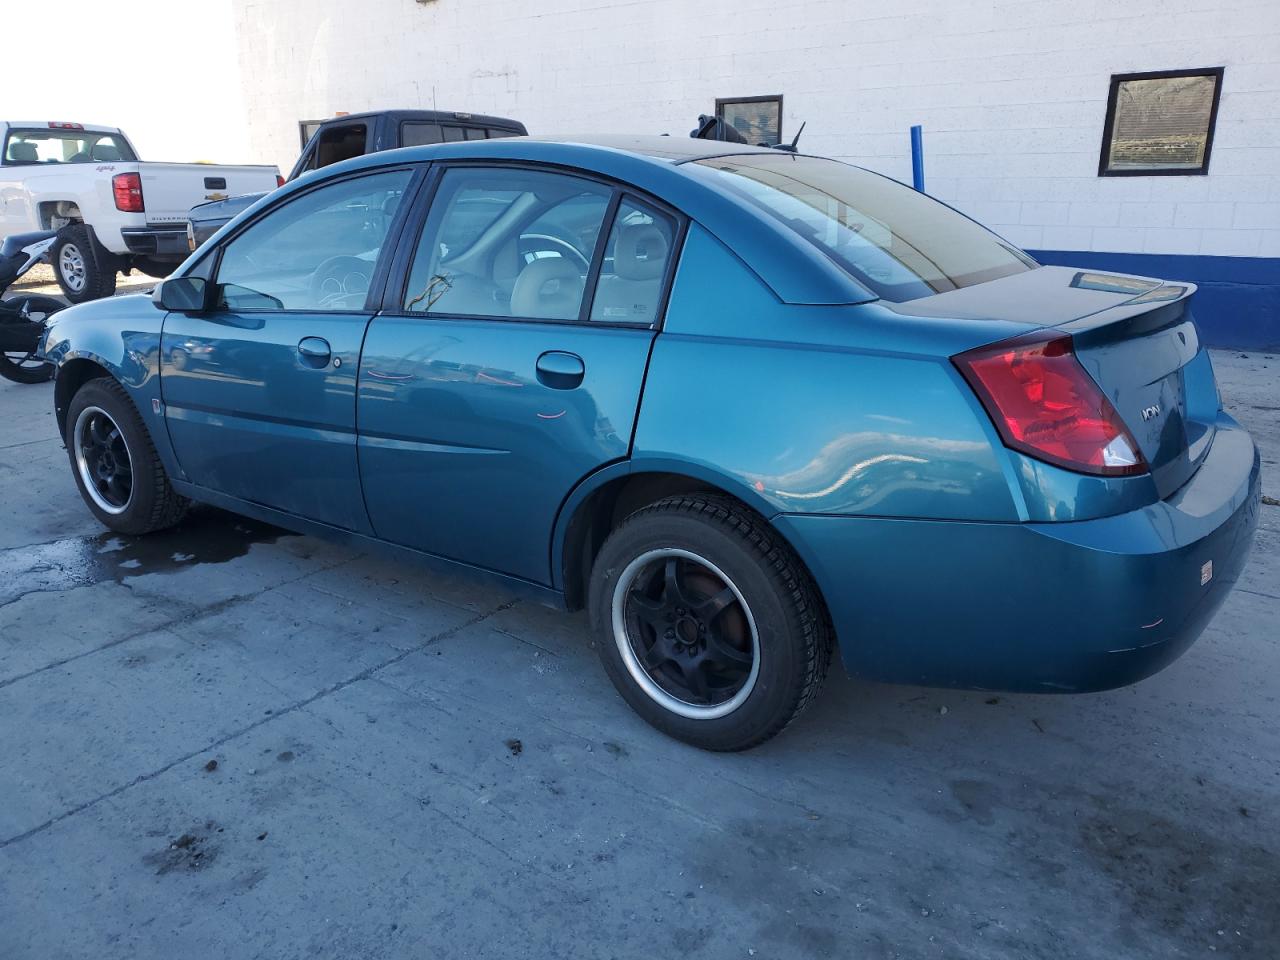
[614,224,669,281]
[7,142,38,162]
[91,144,122,161]
[511,257,583,320]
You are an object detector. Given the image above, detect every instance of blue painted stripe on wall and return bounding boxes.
[1027,250,1280,351]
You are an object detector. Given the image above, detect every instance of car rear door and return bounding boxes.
[160,166,418,533]
[356,165,680,584]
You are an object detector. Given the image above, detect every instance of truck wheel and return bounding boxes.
[54,225,118,303]
[65,377,188,534]
[588,494,833,751]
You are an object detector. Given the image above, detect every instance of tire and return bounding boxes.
[0,294,61,383]
[65,377,188,534]
[588,494,833,751]
[53,224,118,303]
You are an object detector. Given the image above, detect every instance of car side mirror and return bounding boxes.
[154,277,209,313]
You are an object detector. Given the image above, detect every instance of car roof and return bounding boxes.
[3,121,124,135]
[315,109,526,130]
[510,134,784,163]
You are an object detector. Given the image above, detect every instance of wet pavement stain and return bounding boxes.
[142,822,223,875]
[0,508,288,606]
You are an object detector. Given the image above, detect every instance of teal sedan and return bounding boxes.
[42,136,1261,751]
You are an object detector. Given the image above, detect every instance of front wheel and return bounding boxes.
[588,495,833,751]
[65,378,188,534]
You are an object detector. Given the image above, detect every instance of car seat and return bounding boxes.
[590,223,669,323]
[7,142,38,163]
[511,257,583,320]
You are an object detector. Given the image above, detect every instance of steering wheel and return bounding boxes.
[310,255,374,309]
[519,233,591,273]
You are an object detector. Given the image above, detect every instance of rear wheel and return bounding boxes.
[54,224,117,303]
[0,294,61,383]
[65,378,187,534]
[589,494,833,751]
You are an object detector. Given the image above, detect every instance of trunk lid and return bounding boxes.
[136,162,280,228]
[1056,273,1214,499]
[896,265,1218,498]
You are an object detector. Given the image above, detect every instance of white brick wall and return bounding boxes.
[232,0,1280,258]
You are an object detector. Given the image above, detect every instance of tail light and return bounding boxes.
[112,172,144,212]
[276,174,285,188]
[953,332,1146,477]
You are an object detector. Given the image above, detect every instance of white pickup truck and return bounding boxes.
[0,121,279,301]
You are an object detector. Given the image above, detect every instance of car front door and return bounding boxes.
[160,166,417,533]
[357,166,679,583]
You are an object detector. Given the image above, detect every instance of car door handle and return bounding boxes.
[298,336,331,365]
[536,351,585,390]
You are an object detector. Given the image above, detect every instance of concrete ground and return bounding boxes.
[0,343,1276,960]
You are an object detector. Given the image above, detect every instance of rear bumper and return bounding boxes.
[188,217,231,251]
[120,227,189,260]
[776,414,1262,693]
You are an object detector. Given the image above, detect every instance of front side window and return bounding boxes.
[3,128,136,165]
[216,168,412,312]
[403,167,611,321]
[1100,68,1223,176]
[312,124,368,169]
[692,153,1034,302]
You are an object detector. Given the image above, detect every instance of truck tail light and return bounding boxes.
[276,174,286,188]
[953,332,1146,477]
[112,172,144,213]
[48,121,85,130]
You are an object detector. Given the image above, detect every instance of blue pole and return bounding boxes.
[910,125,925,193]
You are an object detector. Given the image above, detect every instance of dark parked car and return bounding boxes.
[45,136,1260,751]
[186,109,527,250]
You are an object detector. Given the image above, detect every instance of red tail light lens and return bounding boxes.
[112,172,144,212]
[954,333,1146,477]
[276,174,286,188]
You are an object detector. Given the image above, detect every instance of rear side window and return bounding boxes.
[403,167,612,321]
[590,200,675,325]
[215,169,412,312]
[401,122,444,146]
[692,154,1035,302]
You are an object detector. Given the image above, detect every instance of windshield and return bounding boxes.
[692,153,1035,302]
[3,129,137,165]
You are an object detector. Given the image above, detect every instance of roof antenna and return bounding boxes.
[432,85,438,113]
[773,121,805,153]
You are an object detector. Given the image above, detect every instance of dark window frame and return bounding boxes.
[715,94,784,146]
[1098,67,1224,178]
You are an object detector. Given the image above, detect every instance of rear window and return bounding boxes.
[692,153,1035,302]
[400,122,525,147]
[3,128,136,165]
